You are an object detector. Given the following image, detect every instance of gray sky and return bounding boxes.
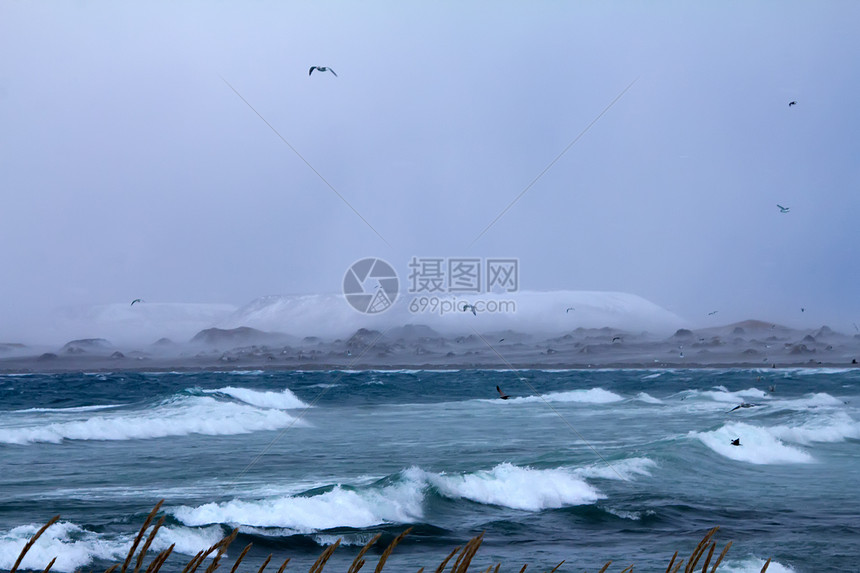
[2,1,859,341]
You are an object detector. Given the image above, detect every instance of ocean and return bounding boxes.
[1,368,858,573]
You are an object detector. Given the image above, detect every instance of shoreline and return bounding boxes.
[2,357,858,375]
[3,320,858,375]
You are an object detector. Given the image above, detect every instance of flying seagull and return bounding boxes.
[731,438,741,446]
[309,66,337,77]
[777,204,790,213]
[461,303,477,316]
[496,385,510,400]
[708,310,718,316]
[801,307,805,313]
[130,299,143,306]
[729,402,757,412]
[566,307,575,313]
[788,101,796,107]
[612,336,622,343]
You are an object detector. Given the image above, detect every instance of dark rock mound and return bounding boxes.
[61,338,112,354]
[346,328,387,352]
[673,329,694,339]
[386,324,443,341]
[110,351,125,359]
[191,327,286,347]
[38,352,58,361]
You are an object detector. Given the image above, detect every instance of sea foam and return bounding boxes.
[410,463,604,511]
[202,386,309,409]
[0,396,303,445]
[171,480,424,532]
[691,423,813,464]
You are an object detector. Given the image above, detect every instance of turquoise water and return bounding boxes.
[1,368,858,572]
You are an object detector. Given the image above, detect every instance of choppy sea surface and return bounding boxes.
[1,369,858,573]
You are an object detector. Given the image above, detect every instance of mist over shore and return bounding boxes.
[1,290,857,374]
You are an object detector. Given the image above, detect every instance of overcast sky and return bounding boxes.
[1,1,859,340]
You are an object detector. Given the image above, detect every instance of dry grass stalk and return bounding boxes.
[759,558,771,573]
[699,542,716,573]
[619,565,634,573]
[135,516,166,573]
[597,561,612,573]
[121,501,165,573]
[548,560,564,573]
[40,556,57,573]
[144,545,174,573]
[308,538,340,573]
[256,554,273,573]
[709,541,731,573]
[493,563,500,573]
[9,514,60,573]
[517,565,527,573]
[228,543,253,573]
[373,527,413,573]
[181,551,205,573]
[434,546,462,573]
[669,560,684,573]
[347,532,381,573]
[204,528,240,573]
[664,551,678,573]
[184,529,237,573]
[105,564,120,573]
[452,532,484,573]
[685,527,719,573]
[416,569,424,573]
[275,557,290,573]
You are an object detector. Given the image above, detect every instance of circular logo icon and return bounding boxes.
[343,258,399,314]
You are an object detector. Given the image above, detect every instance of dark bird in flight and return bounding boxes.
[708,310,718,316]
[612,336,622,343]
[498,338,505,343]
[130,299,143,306]
[801,307,805,313]
[777,204,790,213]
[788,101,796,107]
[566,307,575,313]
[731,438,741,446]
[461,303,477,316]
[729,402,757,412]
[309,66,337,77]
[496,385,510,400]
